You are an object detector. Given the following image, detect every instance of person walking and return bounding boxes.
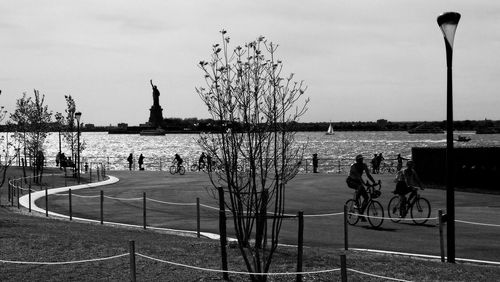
[396,154,408,171]
[138,154,145,170]
[127,153,133,171]
[312,153,318,173]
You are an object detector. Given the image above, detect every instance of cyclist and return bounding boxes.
[198,152,206,171]
[394,160,423,217]
[346,154,377,220]
[173,154,184,171]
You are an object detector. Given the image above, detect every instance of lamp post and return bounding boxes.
[437,11,460,263]
[75,112,82,184]
[55,114,62,168]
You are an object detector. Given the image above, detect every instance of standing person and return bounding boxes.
[206,154,212,172]
[396,154,408,171]
[371,154,378,174]
[198,152,206,171]
[376,153,384,173]
[394,160,424,217]
[312,153,318,173]
[127,153,133,171]
[56,152,60,167]
[138,154,145,170]
[346,154,377,220]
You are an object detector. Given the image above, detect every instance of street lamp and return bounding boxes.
[75,111,82,184]
[437,11,460,263]
[55,113,62,168]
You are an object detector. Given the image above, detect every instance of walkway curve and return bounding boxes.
[17,175,222,240]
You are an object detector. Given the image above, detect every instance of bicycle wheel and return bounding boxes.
[190,164,198,172]
[345,199,359,225]
[411,197,431,225]
[387,196,402,223]
[169,165,177,175]
[366,201,384,228]
[178,166,186,175]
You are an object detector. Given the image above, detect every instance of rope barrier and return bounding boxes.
[54,193,100,198]
[146,198,197,206]
[347,268,413,282]
[136,253,340,276]
[455,220,500,227]
[0,253,128,265]
[104,195,143,201]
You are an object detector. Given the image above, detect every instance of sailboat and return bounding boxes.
[326,123,334,135]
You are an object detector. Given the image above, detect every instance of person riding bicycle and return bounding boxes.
[173,154,183,170]
[198,152,206,171]
[346,154,377,220]
[394,160,423,217]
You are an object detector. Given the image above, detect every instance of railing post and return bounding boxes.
[143,192,147,229]
[129,240,136,282]
[100,190,104,224]
[340,254,347,282]
[69,189,73,221]
[344,205,348,250]
[218,186,229,281]
[296,211,304,282]
[159,157,162,171]
[29,186,32,212]
[439,209,445,262]
[17,185,20,209]
[45,186,48,217]
[196,197,201,238]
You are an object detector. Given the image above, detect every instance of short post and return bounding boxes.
[89,165,92,183]
[340,254,347,282]
[218,186,229,281]
[129,240,137,282]
[196,197,201,238]
[97,165,100,181]
[29,187,32,212]
[17,185,20,209]
[159,157,162,171]
[296,211,304,282]
[343,205,348,250]
[439,209,445,262]
[69,189,73,221]
[45,186,48,217]
[143,192,147,229]
[100,190,104,224]
[338,160,341,174]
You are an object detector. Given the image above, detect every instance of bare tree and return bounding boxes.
[196,30,308,281]
[0,91,18,192]
[61,95,85,172]
[10,90,53,183]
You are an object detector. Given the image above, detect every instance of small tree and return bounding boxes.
[196,30,308,281]
[61,95,85,171]
[0,91,18,192]
[10,90,53,183]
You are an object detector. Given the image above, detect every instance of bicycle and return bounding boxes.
[379,161,396,174]
[387,187,431,225]
[345,180,384,228]
[190,162,207,172]
[169,163,186,175]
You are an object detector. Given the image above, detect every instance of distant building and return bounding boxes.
[84,123,95,130]
[377,119,388,128]
[117,123,128,129]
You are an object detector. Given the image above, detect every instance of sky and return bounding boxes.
[1,0,500,126]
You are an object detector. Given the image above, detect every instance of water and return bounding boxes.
[2,131,499,171]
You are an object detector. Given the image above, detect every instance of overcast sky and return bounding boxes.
[1,0,499,126]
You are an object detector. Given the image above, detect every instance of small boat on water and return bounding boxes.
[139,128,166,136]
[455,135,471,142]
[326,123,334,135]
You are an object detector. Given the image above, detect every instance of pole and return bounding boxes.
[100,190,104,224]
[445,38,456,263]
[196,197,201,238]
[143,192,147,229]
[296,211,304,282]
[439,209,445,262]
[344,204,348,250]
[340,254,347,282]
[69,189,73,221]
[129,240,137,282]
[29,186,31,212]
[77,122,81,184]
[45,186,48,217]
[217,186,229,281]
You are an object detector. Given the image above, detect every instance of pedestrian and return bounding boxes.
[127,153,133,171]
[371,154,377,174]
[396,154,408,171]
[312,153,318,173]
[138,154,145,170]
[376,153,384,173]
[56,152,60,167]
[206,154,212,172]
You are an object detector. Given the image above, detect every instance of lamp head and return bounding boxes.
[437,12,461,48]
[75,112,82,122]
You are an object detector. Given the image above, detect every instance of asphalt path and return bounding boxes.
[40,170,500,262]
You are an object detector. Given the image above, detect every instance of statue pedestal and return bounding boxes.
[148,105,164,128]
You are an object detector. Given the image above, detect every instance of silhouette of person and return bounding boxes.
[127,153,133,171]
[312,153,318,173]
[150,79,160,107]
[138,154,145,170]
